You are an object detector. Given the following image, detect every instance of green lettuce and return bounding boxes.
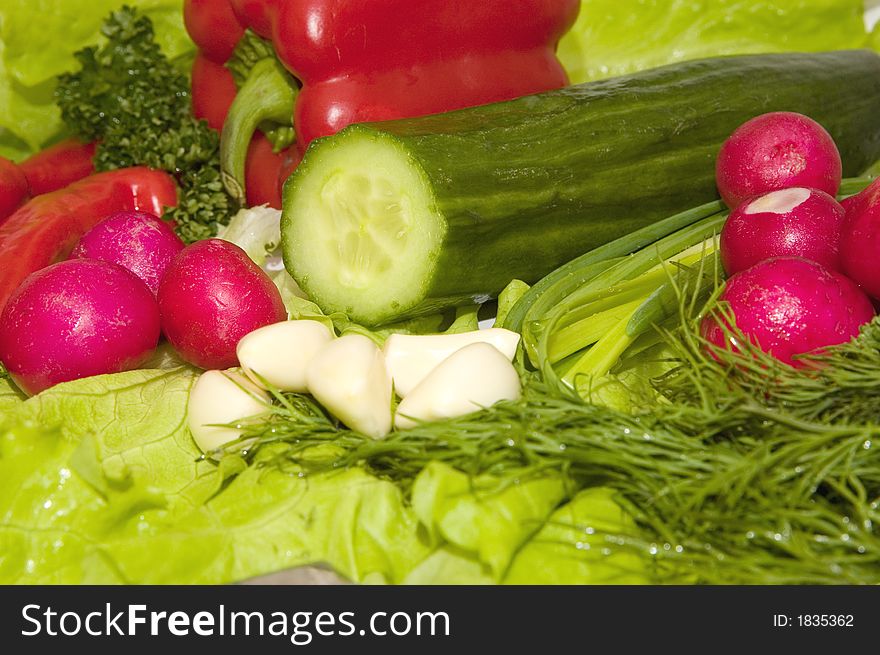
[504,487,649,584]
[411,462,566,578]
[559,0,872,85]
[0,369,430,584]
[0,368,648,584]
[404,469,650,585]
[0,0,193,160]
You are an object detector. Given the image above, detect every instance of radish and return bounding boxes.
[70,210,184,295]
[840,178,880,299]
[0,259,160,395]
[716,112,842,209]
[701,257,874,367]
[158,239,287,370]
[720,187,845,275]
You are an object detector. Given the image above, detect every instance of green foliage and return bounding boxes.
[55,7,232,241]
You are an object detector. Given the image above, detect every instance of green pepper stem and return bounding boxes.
[220,58,298,205]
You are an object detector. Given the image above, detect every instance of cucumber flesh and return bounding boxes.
[282,51,880,326]
[282,130,445,323]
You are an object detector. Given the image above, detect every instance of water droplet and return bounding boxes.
[857,546,866,554]
[623,428,631,435]
[663,543,672,551]
[506,439,515,447]
[773,533,783,542]
[42,499,52,510]
[558,443,567,451]
[648,544,658,555]
[746,531,755,539]
[584,527,595,535]
[675,545,684,553]
[840,534,850,542]
[642,433,652,441]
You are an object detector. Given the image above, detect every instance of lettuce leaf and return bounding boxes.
[560,0,872,85]
[411,462,566,578]
[403,468,649,585]
[1,368,650,584]
[0,0,194,160]
[504,487,649,584]
[0,369,433,584]
[0,377,25,414]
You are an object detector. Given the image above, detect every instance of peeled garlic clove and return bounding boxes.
[237,319,334,392]
[395,342,521,430]
[383,328,520,397]
[187,369,270,454]
[307,333,392,439]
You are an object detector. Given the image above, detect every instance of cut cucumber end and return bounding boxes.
[282,128,445,325]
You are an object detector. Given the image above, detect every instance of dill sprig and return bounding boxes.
[238,295,880,583]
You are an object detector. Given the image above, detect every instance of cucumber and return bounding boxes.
[282,50,880,325]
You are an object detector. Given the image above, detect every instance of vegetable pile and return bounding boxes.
[2,1,880,586]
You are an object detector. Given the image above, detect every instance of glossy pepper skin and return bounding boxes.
[2,139,97,224]
[0,168,178,314]
[19,138,96,196]
[185,0,290,208]
[0,156,29,222]
[272,0,580,149]
[184,0,578,203]
[191,54,238,131]
[244,133,287,208]
[184,0,244,63]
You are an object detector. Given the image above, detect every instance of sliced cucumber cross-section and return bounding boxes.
[281,52,880,326]
[282,128,445,324]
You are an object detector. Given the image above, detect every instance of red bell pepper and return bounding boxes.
[273,1,580,147]
[244,132,289,208]
[184,0,578,208]
[191,53,239,131]
[185,1,293,209]
[0,168,178,314]
[0,156,29,222]
[18,138,96,196]
[183,0,244,63]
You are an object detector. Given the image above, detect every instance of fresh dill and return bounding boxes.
[236,288,880,584]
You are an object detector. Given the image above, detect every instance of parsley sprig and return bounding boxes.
[55,6,233,242]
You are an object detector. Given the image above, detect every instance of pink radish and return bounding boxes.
[720,187,845,275]
[0,259,160,395]
[158,239,287,369]
[701,257,874,367]
[70,210,185,296]
[716,112,842,209]
[840,177,880,299]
